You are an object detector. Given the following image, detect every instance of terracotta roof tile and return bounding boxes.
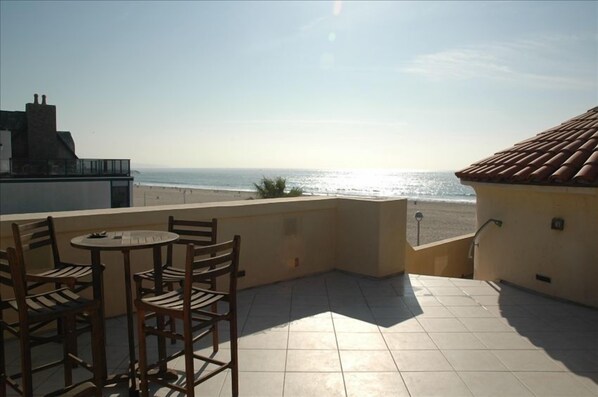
[456,106,598,187]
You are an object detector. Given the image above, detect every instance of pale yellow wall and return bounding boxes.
[468,182,598,308]
[335,198,406,277]
[405,234,474,278]
[0,196,407,317]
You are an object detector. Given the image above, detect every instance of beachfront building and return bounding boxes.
[0,94,132,214]
[456,106,598,308]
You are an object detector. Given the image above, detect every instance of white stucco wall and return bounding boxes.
[467,182,598,308]
[0,179,113,214]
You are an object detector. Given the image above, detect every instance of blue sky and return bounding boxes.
[1,1,596,170]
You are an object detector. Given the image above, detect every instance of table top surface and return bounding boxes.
[71,230,179,251]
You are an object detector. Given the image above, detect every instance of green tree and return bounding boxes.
[253,176,303,198]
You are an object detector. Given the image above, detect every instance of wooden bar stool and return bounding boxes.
[0,248,103,397]
[135,236,241,397]
[134,217,218,345]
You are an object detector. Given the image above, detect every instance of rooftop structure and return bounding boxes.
[456,107,598,308]
[456,107,598,186]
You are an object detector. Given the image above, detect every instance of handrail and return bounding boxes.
[468,218,503,259]
[1,158,131,178]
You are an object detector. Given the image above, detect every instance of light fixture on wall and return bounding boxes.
[468,218,503,259]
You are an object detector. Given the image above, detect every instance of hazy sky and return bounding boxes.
[1,1,596,170]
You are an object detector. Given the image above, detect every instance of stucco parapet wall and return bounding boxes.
[410,233,475,252]
[405,233,474,278]
[0,196,408,317]
[0,196,338,231]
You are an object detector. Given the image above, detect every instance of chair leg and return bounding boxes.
[168,282,177,344]
[89,309,104,390]
[137,309,149,397]
[0,323,5,397]
[184,314,195,397]
[211,279,219,352]
[19,331,33,397]
[229,313,239,397]
[64,315,76,387]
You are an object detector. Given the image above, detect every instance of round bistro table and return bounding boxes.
[71,230,179,396]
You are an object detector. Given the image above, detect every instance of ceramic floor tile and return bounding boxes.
[448,306,496,318]
[391,350,452,371]
[383,332,438,350]
[366,296,408,307]
[252,294,292,306]
[474,332,537,350]
[237,349,287,372]
[458,371,533,397]
[429,332,487,350]
[514,372,595,396]
[460,286,501,296]
[339,350,397,371]
[283,372,345,397]
[286,349,341,372]
[442,350,507,371]
[570,372,598,395]
[377,317,425,333]
[426,287,468,296]
[401,296,443,307]
[344,372,410,397]
[370,306,413,320]
[418,318,469,332]
[492,350,566,371]
[436,296,479,306]
[249,303,291,317]
[290,317,335,332]
[291,294,329,307]
[336,332,387,350]
[413,305,456,318]
[548,349,598,372]
[459,317,516,332]
[219,371,284,397]
[332,317,380,332]
[241,316,289,334]
[287,331,337,350]
[238,330,288,349]
[402,371,473,397]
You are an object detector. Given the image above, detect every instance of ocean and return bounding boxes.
[133,168,475,203]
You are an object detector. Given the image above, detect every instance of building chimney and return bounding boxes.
[25,94,57,160]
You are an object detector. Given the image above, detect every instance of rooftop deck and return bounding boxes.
[4,271,598,396]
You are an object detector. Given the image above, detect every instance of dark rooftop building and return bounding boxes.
[0,95,132,214]
[0,94,77,163]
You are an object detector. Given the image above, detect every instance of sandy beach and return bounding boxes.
[133,185,476,246]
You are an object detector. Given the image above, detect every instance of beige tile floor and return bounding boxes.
[4,271,598,396]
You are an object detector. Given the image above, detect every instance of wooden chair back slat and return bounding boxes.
[183,236,240,309]
[172,219,215,228]
[1,248,28,314]
[192,252,235,272]
[177,238,215,247]
[11,216,62,270]
[0,254,12,282]
[171,229,214,238]
[166,216,217,265]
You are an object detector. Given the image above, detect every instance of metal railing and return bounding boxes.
[0,158,131,178]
